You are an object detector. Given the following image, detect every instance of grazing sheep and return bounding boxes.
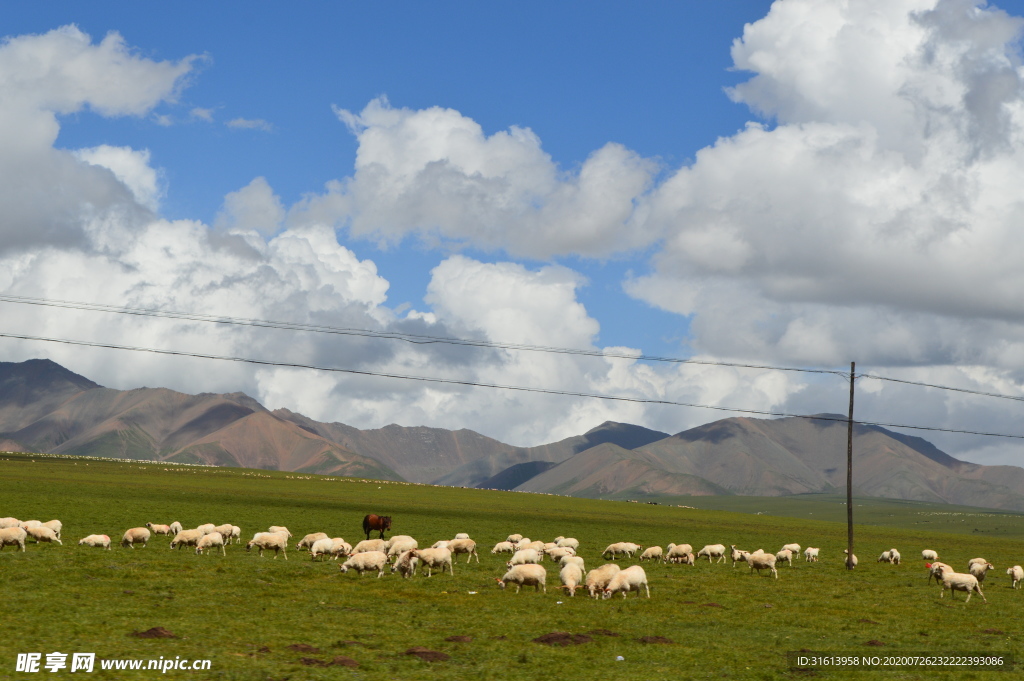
[968,557,989,568]
[559,555,586,573]
[559,563,584,596]
[391,549,419,578]
[676,552,696,565]
[384,535,414,550]
[339,550,388,577]
[506,533,524,543]
[228,526,241,544]
[409,548,453,577]
[387,538,419,562]
[329,538,352,559]
[0,517,20,529]
[497,564,547,594]
[922,549,939,561]
[666,543,694,563]
[556,537,580,550]
[42,520,62,540]
[352,539,387,554]
[20,520,42,530]
[431,540,450,550]
[514,537,532,550]
[196,523,216,535]
[939,570,986,603]
[309,537,337,561]
[586,564,622,598]
[170,529,204,550]
[602,542,642,559]
[78,534,111,550]
[196,532,225,556]
[245,531,289,560]
[781,543,801,556]
[843,549,858,568]
[746,550,778,579]
[448,538,478,563]
[775,549,794,567]
[453,533,470,540]
[0,527,27,552]
[640,546,664,562]
[878,550,893,563]
[602,565,650,599]
[507,548,541,567]
[491,541,515,554]
[268,526,292,538]
[26,525,62,545]
[213,524,234,541]
[296,532,329,551]
[969,562,994,584]
[169,521,183,535]
[730,545,750,567]
[545,546,575,563]
[804,547,820,562]
[120,527,150,549]
[1007,565,1023,589]
[523,540,547,554]
[889,548,901,565]
[697,544,727,564]
[146,523,172,536]
[926,562,953,585]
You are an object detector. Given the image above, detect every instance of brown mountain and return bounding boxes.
[516,415,1024,511]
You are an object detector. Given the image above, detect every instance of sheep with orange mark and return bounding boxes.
[78,534,111,550]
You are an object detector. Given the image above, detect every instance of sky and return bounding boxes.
[3,1,1024,466]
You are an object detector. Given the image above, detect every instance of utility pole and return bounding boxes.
[846,361,855,570]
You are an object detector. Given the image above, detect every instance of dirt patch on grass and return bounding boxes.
[983,628,1005,635]
[330,656,359,667]
[638,636,674,644]
[287,644,320,653]
[858,619,879,624]
[405,647,450,661]
[587,629,621,637]
[445,635,473,642]
[333,640,365,647]
[129,627,176,639]
[864,640,885,646]
[533,632,592,646]
[702,602,724,608]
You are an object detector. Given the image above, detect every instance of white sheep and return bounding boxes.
[78,534,111,550]
[889,548,901,565]
[878,550,893,563]
[196,523,216,535]
[781,543,801,555]
[730,545,749,567]
[391,549,419,578]
[676,552,696,565]
[506,533,524,543]
[559,563,584,596]
[329,538,352,559]
[507,548,541,567]
[922,549,939,561]
[196,532,225,556]
[146,523,172,536]
[602,565,650,599]
[969,561,994,584]
[431,540,450,550]
[491,541,515,554]
[559,555,586,573]
[228,526,241,544]
[309,537,337,561]
[497,564,547,593]
[775,549,793,567]
[514,537,532,550]
[387,538,419,562]
[296,532,329,551]
[448,538,478,563]
[1007,565,1023,589]
[746,550,778,579]
[20,520,42,530]
[556,537,579,550]
[213,524,234,541]
[384,535,414,550]
[26,525,62,545]
[0,517,20,529]
[0,527,27,552]
[602,542,642,559]
[586,564,621,598]
[639,546,664,562]
[339,550,388,577]
[523,540,546,554]
[545,546,575,563]
[170,529,204,550]
[120,527,150,548]
[843,549,858,568]
[804,547,820,562]
[453,533,470,540]
[42,520,62,540]
[667,543,694,563]
[352,539,387,554]
[926,562,952,585]
[409,548,453,577]
[169,521,183,535]
[968,557,989,568]
[245,531,289,559]
[939,570,986,603]
[268,525,292,538]
[697,544,727,564]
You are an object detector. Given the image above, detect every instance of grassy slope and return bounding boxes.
[2,452,1023,680]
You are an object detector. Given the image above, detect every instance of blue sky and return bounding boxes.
[4,1,1024,464]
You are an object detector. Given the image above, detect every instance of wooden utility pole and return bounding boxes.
[846,361,855,570]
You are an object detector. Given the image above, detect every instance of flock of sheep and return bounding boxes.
[1,515,1018,604]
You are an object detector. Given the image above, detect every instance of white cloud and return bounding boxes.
[215,177,285,237]
[74,145,163,211]
[226,117,272,131]
[190,107,214,122]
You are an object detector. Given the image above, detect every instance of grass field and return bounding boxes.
[3,452,1024,680]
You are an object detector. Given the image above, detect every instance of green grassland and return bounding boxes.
[2,452,1024,680]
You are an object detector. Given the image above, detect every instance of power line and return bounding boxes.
[0,293,848,378]
[2,330,1023,440]
[857,372,1024,403]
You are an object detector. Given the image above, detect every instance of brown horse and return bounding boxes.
[362,514,391,540]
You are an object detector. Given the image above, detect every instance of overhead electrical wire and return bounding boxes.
[1,330,1023,441]
[855,372,1024,403]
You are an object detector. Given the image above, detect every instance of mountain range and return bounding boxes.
[4,358,1024,511]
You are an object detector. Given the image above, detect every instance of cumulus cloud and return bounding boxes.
[290,98,658,258]
[74,145,163,211]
